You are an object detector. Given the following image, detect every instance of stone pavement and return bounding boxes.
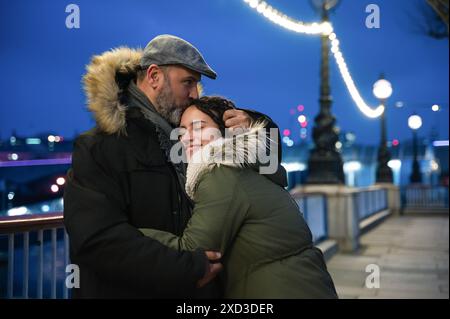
[326,214,449,299]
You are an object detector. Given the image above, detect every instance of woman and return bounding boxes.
[141,96,338,299]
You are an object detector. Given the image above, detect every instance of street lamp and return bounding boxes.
[408,114,423,184]
[432,104,440,112]
[306,0,345,184]
[373,75,393,183]
[373,78,393,100]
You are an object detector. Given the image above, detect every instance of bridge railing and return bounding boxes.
[290,184,398,252]
[0,212,68,299]
[402,185,449,209]
[353,188,388,221]
[293,193,328,243]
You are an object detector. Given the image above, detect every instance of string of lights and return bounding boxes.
[243,0,385,118]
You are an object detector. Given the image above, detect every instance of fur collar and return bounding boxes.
[185,122,269,199]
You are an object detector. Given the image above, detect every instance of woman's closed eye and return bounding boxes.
[192,120,206,131]
[193,125,204,132]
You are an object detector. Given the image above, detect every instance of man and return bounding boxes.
[64,34,284,298]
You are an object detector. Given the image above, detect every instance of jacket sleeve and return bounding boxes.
[63,135,207,296]
[139,167,250,255]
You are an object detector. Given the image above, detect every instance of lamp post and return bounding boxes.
[373,75,393,183]
[408,114,423,184]
[306,0,344,184]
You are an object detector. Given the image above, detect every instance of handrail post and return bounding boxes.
[7,234,14,299]
[51,228,57,299]
[37,229,44,299]
[63,230,70,299]
[23,232,29,298]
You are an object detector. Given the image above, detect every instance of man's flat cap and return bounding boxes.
[140,34,217,79]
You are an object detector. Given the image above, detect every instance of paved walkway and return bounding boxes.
[327,214,449,299]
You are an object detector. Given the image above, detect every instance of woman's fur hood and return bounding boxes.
[185,122,270,199]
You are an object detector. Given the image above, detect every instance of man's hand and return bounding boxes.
[223,109,252,130]
[197,251,223,288]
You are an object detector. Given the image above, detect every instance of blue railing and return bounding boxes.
[294,194,328,243]
[353,188,388,221]
[403,185,449,209]
[0,213,69,299]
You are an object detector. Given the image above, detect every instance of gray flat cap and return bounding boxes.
[140,34,217,79]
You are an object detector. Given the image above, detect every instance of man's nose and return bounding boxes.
[189,86,199,99]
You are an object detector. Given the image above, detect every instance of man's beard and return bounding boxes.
[155,80,191,126]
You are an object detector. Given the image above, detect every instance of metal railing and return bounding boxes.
[403,185,449,209]
[293,193,328,243]
[353,188,388,221]
[289,185,395,252]
[0,212,68,299]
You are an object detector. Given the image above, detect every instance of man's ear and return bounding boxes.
[146,64,163,89]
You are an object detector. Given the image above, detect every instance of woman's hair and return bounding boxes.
[188,96,237,136]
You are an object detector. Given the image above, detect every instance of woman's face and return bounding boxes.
[179,105,221,160]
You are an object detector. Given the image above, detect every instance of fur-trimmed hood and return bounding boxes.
[83,47,143,135]
[185,122,271,199]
